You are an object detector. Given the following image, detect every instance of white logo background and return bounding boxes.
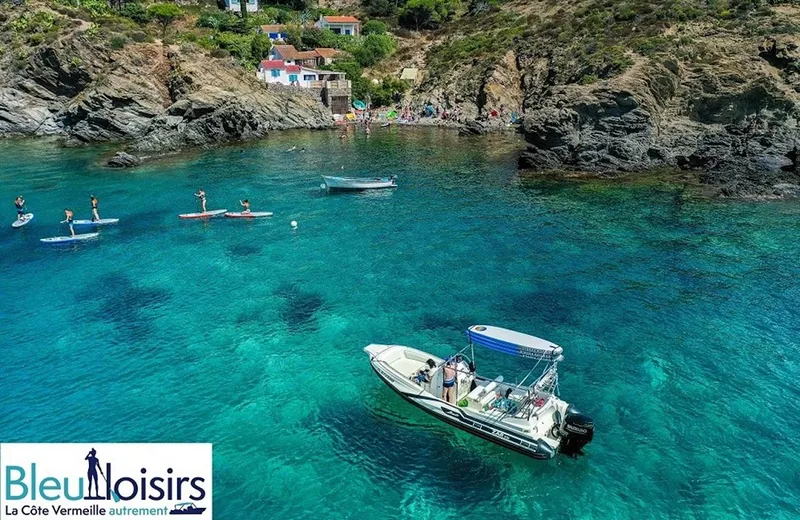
[0,443,212,519]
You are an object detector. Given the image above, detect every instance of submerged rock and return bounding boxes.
[459,119,489,135]
[107,151,141,168]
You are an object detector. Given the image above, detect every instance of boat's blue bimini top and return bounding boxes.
[467,325,564,361]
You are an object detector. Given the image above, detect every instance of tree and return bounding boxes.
[251,33,272,61]
[301,27,339,49]
[239,0,248,21]
[148,3,183,39]
[362,20,387,35]
[399,0,455,30]
[349,33,395,67]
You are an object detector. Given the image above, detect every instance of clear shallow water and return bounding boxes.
[0,129,798,519]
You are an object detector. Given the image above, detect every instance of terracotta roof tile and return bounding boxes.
[322,16,360,23]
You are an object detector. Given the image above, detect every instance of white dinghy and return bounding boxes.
[364,325,594,460]
[321,175,397,191]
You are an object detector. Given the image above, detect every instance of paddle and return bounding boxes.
[97,466,120,503]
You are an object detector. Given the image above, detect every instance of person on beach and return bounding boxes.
[90,195,100,222]
[240,199,251,214]
[195,189,207,213]
[14,195,25,222]
[62,208,75,237]
[287,145,297,152]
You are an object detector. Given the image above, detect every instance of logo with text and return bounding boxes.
[0,444,212,519]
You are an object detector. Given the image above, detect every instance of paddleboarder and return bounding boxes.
[239,199,251,214]
[14,195,25,222]
[85,448,100,498]
[61,208,75,237]
[90,195,100,222]
[195,189,207,213]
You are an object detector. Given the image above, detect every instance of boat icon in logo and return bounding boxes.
[169,503,206,515]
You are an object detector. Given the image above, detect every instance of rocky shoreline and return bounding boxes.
[0,35,333,160]
[3,18,800,199]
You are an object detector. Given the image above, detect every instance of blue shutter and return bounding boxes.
[271,70,280,78]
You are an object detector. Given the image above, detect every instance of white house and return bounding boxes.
[258,24,289,41]
[257,60,346,88]
[315,15,360,36]
[223,0,258,13]
[257,60,302,86]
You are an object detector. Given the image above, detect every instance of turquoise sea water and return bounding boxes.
[0,129,798,519]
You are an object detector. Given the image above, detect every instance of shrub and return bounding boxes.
[362,20,387,36]
[399,0,458,31]
[250,33,272,60]
[370,76,409,106]
[210,47,230,58]
[301,27,339,49]
[148,3,183,39]
[120,3,151,25]
[580,73,598,85]
[197,11,245,33]
[347,33,395,67]
[215,32,253,62]
[129,31,148,43]
[110,34,127,49]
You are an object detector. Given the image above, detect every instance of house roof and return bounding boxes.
[273,45,303,60]
[314,47,339,59]
[260,60,286,70]
[286,65,301,73]
[296,50,321,60]
[260,24,287,33]
[322,16,360,24]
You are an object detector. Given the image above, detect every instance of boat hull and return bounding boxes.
[322,176,397,191]
[368,356,556,460]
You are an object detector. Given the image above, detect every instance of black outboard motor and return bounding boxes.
[559,404,594,457]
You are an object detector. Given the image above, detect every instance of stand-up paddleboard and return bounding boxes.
[224,212,274,219]
[12,213,34,228]
[179,209,227,220]
[72,218,120,227]
[40,233,99,244]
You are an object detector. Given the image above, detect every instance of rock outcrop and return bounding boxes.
[0,29,333,156]
[516,55,800,198]
[107,151,141,168]
[128,49,330,154]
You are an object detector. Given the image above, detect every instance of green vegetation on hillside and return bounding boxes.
[416,0,800,86]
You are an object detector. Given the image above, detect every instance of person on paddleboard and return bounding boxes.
[195,189,207,213]
[14,195,25,222]
[85,448,100,498]
[62,208,75,237]
[90,195,100,222]
[240,199,251,214]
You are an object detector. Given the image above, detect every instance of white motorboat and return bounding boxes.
[364,325,594,460]
[321,175,397,191]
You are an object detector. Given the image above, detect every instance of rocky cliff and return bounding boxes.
[404,1,800,198]
[0,6,332,156]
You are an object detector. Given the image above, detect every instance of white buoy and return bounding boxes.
[320,183,326,190]
[291,220,298,229]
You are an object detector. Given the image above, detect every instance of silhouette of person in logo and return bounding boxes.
[85,448,100,498]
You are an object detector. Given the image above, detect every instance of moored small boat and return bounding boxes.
[321,175,397,191]
[364,325,594,460]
